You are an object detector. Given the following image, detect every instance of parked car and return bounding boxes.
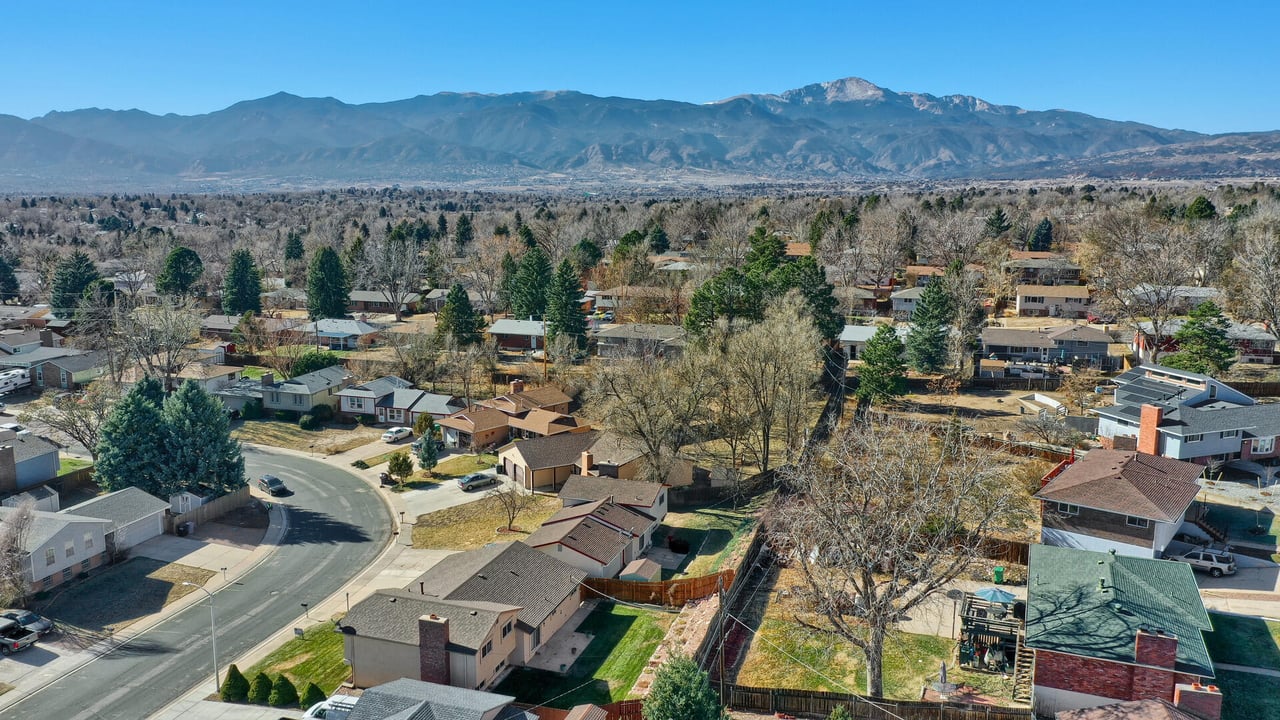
[1170,547,1237,577]
[304,693,360,719]
[257,474,288,496]
[381,427,413,443]
[1,610,52,636]
[457,472,498,491]
[410,436,437,453]
[0,617,37,655]
[0,422,30,435]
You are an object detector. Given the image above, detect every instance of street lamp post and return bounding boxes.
[182,582,220,693]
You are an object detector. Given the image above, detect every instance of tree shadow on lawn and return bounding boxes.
[281,507,373,546]
[35,559,180,634]
[495,605,641,708]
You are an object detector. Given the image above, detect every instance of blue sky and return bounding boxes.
[7,1,1277,134]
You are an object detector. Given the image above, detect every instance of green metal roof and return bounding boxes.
[1025,544,1214,677]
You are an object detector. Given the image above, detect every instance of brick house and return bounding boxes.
[980,325,1116,369]
[1035,450,1204,558]
[486,319,545,351]
[1026,545,1216,717]
[1133,319,1278,365]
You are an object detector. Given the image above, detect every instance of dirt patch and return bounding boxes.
[36,558,215,635]
[232,419,383,455]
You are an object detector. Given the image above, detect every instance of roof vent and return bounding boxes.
[469,611,477,616]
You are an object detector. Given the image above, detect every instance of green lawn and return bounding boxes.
[1199,501,1279,548]
[1216,669,1280,720]
[659,493,771,578]
[239,365,273,380]
[1206,612,1280,671]
[242,621,349,694]
[494,602,673,708]
[58,457,93,474]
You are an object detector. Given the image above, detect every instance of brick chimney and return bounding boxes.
[1135,628,1178,669]
[418,614,450,686]
[39,329,55,347]
[510,379,525,394]
[1174,682,1222,720]
[1138,404,1164,456]
[260,372,274,387]
[579,451,594,475]
[0,443,16,493]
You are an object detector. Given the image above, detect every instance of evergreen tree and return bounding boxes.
[416,421,439,475]
[1162,301,1236,376]
[769,255,842,340]
[569,238,603,274]
[0,256,20,304]
[284,231,306,262]
[684,267,764,336]
[342,235,366,272]
[510,245,553,319]
[855,324,907,406]
[648,225,670,254]
[269,674,299,707]
[50,250,101,314]
[435,284,482,345]
[984,208,1012,238]
[743,225,786,279]
[1028,219,1054,251]
[545,259,587,350]
[156,246,204,296]
[299,683,326,709]
[162,380,245,497]
[437,213,448,239]
[518,225,538,249]
[291,350,341,376]
[454,214,474,250]
[498,252,520,312]
[641,654,725,720]
[220,664,250,703]
[905,280,953,373]
[95,379,168,496]
[248,672,273,705]
[307,246,351,319]
[222,249,262,315]
[1184,196,1218,220]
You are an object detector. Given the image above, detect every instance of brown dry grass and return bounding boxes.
[412,494,561,550]
[232,419,382,455]
[37,559,216,634]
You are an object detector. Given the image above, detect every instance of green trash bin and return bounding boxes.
[993,566,1005,584]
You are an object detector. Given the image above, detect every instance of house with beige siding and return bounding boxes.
[0,506,110,593]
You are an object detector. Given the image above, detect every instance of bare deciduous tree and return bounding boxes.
[487,485,536,531]
[0,500,36,607]
[356,229,426,321]
[1014,414,1084,446]
[1228,204,1280,336]
[117,299,203,390]
[18,383,120,460]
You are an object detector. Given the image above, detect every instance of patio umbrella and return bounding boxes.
[974,587,1017,603]
[931,662,958,695]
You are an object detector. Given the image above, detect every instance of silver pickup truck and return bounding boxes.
[0,617,38,655]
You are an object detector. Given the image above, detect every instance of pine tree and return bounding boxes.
[155,246,204,296]
[984,208,1012,238]
[498,252,520,312]
[220,664,250,703]
[436,284,482,345]
[50,250,101,314]
[162,380,246,497]
[1162,301,1236,376]
[0,256,20,304]
[641,654,725,720]
[1028,219,1054,251]
[454,214,474,250]
[268,674,299,707]
[648,225,670,254]
[545,259,587,350]
[299,682,326,709]
[222,249,262,315]
[284,231,306,262]
[510,245,553,319]
[743,225,785,279]
[905,280,953,373]
[1184,196,1218,220]
[855,324,907,406]
[94,379,168,495]
[307,246,351,319]
[416,420,439,475]
[569,238,603,274]
[769,255,842,340]
[684,267,764,337]
[291,350,341,376]
[248,672,273,705]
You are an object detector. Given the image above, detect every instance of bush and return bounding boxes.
[269,674,299,707]
[248,671,273,704]
[357,413,380,426]
[298,413,322,431]
[291,350,341,377]
[299,682,326,709]
[274,410,299,422]
[829,706,853,720]
[241,399,264,421]
[351,459,369,469]
[220,664,250,702]
[311,404,333,421]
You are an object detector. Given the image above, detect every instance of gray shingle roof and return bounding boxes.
[341,375,413,398]
[524,516,630,565]
[341,589,515,652]
[1161,402,1280,438]
[0,346,84,367]
[593,324,686,342]
[410,542,585,632]
[347,678,528,720]
[0,506,110,552]
[410,392,466,416]
[46,350,109,373]
[5,433,59,463]
[301,318,381,336]
[502,431,599,471]
[61,487,169,529]
[276,365,349,393]
[559,475,663,509]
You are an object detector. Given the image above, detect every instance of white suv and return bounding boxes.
[1171,548,1237,577]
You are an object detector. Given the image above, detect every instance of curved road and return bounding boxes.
[6,446,391,720]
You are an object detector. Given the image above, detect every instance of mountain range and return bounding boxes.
[3,77,1278,192]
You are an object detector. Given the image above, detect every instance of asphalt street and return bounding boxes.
[4,447,391,720]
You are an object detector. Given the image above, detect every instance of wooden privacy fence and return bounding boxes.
[166,486,252,532]
[722,685,1033,720]
[517,699,643,720]
[580,569,734,607]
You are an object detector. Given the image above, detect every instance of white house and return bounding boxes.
[1015,284,1092,318]
[0,506,110,593]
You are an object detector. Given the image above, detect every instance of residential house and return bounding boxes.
[834,286,878,316]
[340,590,521,690]
[980,325,1117,369]
[594,285,685,320]
[2,486,59,512]
[38,351,111,391]
[60,486,169,553]
[0,347,86,385]
[1035,450,1204,558]
[507,409,591,440]
[200,313,303,341]
[261,287,307,310]
[486,319,545,351]
[1054,697,1221,720]
[498,431,600,491]
[259,366,352,414]
[1015,285,1092,318]
[1001,257,1083,286]
[890,286,925,318]
[121,360,243,394]
[338,375,414,418]
[1128,285,1222,315]
[344,678,537,720]
[1026,545,1216,717]
[348,289,423,315]
[838,324,881,361]
[0,305,49,330]
[0,328,59,355]
[299,318,381,350]
[1093,364,1280,467]
[594,323,686,359]
[403,391,468,422]
[1133,319,1278,365]
[903,265,945,287]
[559,474,668,531]
[480,381,572,415]
[523,515,632,578]
[437,406,513,450]
[0,428,61,492]
[540,498,657,555]
[407,542,586,667]
[213,378,265,415]
[0,505,110,593]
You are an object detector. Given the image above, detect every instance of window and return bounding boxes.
[482,640,492,658]
[502,621,512,638]
[293,393,304,405]
[1025,296,1045,304]
[65,541,75,558]
[45,548,56,566]
[62,568,73,582]
[1222,430,1238,439]
[1253,436,1276,454]
[1076,340,1090,347]
[35,366,44,386]
[1126,516,1150,529]
[270,392,281,404]
[1056,502,1080,516]
[1186,434,1203,443]
[350,397,364,409]
[84,533,94,550]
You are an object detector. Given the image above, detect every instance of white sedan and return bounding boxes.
[381,427,413,443]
